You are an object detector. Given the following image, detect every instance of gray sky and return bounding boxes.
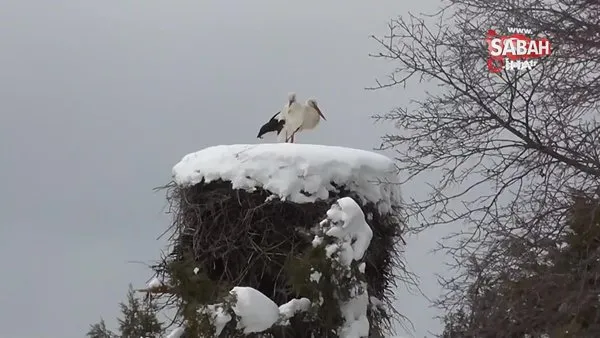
[0,1,445,337]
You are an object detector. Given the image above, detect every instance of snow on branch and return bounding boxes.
[312,197,373,338]
[168,287,312,337]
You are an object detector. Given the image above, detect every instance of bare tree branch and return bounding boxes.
[371,0,600,335]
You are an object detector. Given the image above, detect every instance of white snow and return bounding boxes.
[147,276,162,289]
[338,282,370,338]
[199,291,312,335]
[312,236,323,247]
[316,197,373,338]
[230,286,280,334]
[310,270,322,283]
[166,326,185,338]
[172,144,401,214]
[213,308,232,335]
[201,303,233,336]
[325,243,338,258]
[323,197,373,266]
[213,307,232,335]
[358,262,366,274]
[278,297,311,321]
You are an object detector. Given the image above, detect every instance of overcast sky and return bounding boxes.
[0,1,446,337]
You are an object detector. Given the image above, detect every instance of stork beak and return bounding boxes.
[315,105,326,121]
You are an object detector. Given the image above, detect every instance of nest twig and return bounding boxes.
[153,179,406,337]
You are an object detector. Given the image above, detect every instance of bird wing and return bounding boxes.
[257,111,286,138]
[269,111,281,121]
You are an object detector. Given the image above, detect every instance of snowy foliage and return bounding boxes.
[230,286,281,333]
[200,303,232,336]
[193,286,313,337]
[172,143,401,215]
[318,197,373,266]
[162,196,377,337]
[278,298,312,323]
[147,276,163,289]
[313,197,373,338]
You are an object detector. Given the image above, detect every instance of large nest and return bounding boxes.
[157,178,406,337]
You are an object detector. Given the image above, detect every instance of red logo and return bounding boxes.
[485,29,552,73]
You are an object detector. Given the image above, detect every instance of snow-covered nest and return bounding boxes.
[156,143,406,336]
[172,143,402,215]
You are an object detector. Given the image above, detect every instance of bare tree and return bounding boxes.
[369,0,600,335]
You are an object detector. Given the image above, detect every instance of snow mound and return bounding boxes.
[322,197,373,266]
[172,143,401,214]
[147,276,162,289]
[279,297,311,321]
[230,286,280,334]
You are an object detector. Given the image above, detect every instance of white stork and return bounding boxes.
[256,92,326,143]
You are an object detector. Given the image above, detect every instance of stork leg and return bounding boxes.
[289,126,301,143]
